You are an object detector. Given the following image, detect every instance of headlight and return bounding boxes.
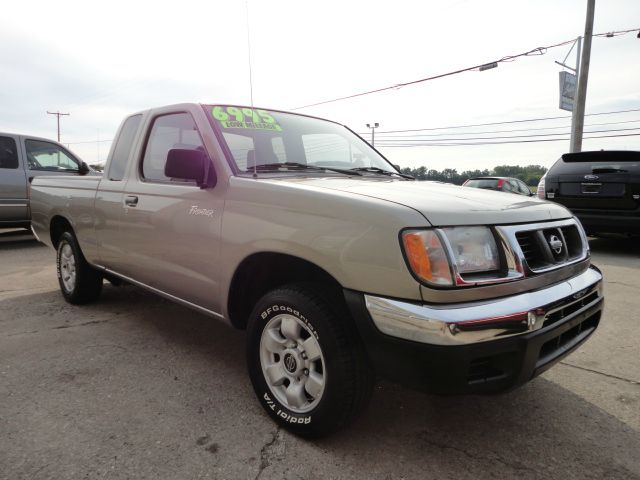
[441,227,499,274]
[401,227,499,287]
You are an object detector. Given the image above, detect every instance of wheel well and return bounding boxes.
[227,253,344,330]
[50,216,73,248]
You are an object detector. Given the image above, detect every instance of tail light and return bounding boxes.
[537,176,546,199]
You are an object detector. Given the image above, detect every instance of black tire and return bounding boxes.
[56,231,103,304]
[247,283,373,437]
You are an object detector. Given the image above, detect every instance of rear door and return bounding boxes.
[547,151,640,210]
[94,114,143,271]
[0,135,28,224]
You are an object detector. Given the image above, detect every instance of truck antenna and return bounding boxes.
[245,0,258,178]
[245,0,254,108]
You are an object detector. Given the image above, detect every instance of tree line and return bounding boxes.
[398,165,547,186]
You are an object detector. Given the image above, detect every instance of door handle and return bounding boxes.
[124,195,138,207]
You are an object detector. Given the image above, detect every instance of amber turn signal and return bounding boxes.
[401,230,453,286]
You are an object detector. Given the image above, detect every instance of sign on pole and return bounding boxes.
[559,71,576,111]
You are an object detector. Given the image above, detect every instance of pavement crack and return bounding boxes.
[28,464,48,479]
[85,344,128,352]
[6,330,40,337]
[52,319,110,330]
[559,361,640,386]
[5,319,112,338]
[418,433,536,473]
[254,427,282,480]
[605,280,640,290]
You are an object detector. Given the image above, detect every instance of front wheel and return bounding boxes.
[247,284,373,437]
[56,231,103,304]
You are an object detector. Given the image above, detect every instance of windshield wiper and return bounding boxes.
[251,162,362,176]
[350,166,414,179]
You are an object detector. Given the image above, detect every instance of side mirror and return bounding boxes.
[79,161,90,175]
[165,148,216,188]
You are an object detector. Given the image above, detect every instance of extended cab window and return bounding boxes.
[0,136,18,169]
[142,113,205,183]
[26,140,80,171]
[108,114,142,181]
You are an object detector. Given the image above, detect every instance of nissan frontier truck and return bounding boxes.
[29,103,604,437]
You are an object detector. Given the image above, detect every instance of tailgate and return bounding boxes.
[547,151,640,211]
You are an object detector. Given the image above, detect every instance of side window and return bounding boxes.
[142,113,205,182]
[509,179,521,193]
[221,132,255,171]
[25,140,79,171]
[107,114,142,181]
[0,136,19,169]
[518,180,531,195]
[502,180,513,192]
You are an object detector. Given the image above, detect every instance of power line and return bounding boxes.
[292,28,640,111]
[358,107,640,134]
[374,126,640,143]
[66,139,113,145]
[371,118,640,138]
[376,132,640,147]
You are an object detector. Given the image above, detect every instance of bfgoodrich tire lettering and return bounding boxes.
[56,231,103,304]
[247,284,373,437]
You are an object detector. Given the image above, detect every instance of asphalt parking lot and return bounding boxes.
[1,229,639,480]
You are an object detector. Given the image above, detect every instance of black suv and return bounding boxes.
[538,150,640,235]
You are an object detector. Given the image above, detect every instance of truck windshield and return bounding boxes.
[205,105,397,174]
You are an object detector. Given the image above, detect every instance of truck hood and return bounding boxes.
[274,177,572,226]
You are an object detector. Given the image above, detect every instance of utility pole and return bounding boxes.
[366,123,379,147]
[570,0,595,153]
[47,111,70,142]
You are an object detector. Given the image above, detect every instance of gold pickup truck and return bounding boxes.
[30,103,604,437]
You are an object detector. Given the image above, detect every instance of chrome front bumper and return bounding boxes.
[365,266,603,346]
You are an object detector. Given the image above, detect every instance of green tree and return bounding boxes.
[399,165,547,186]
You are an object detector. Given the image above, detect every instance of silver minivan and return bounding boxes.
[0,132,96,229]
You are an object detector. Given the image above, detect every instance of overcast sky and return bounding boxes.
[1,0,638,171]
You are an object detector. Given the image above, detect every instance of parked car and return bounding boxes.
[463,176,533,196]
[0,133,96,229]
[538,150,640,235]
[30,103,603,437]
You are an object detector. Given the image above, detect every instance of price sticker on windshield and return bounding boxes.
[212,106,282,132]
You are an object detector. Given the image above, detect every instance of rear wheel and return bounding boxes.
[247,284,373,437]
[56,231,103,304]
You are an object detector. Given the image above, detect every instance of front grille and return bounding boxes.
[515,231,547,269]
[544,291,599,327]
[515,223,586,272]
[538,312,600,365]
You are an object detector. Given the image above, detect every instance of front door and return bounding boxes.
[117,111,225,315]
